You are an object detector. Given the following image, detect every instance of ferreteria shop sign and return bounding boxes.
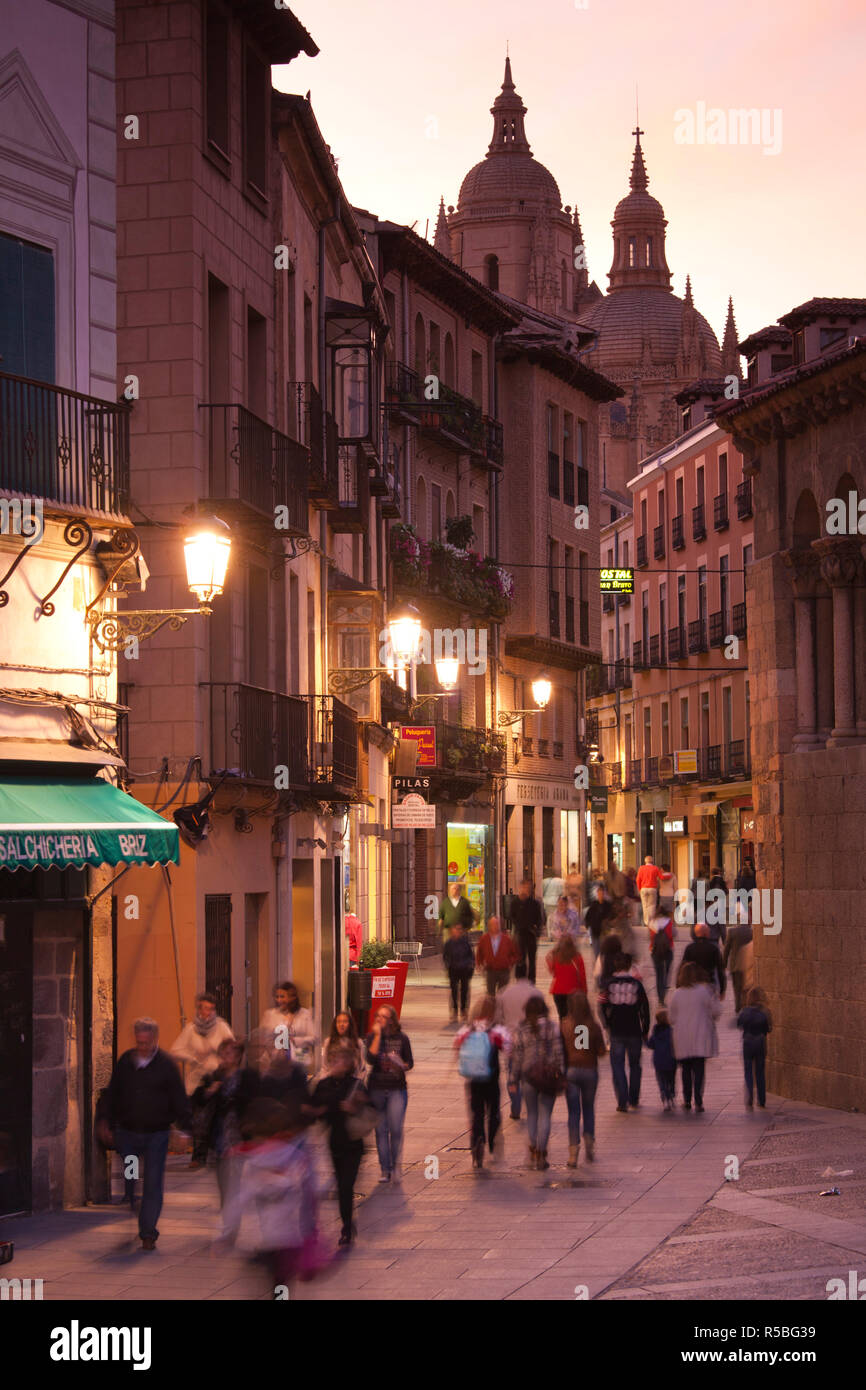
[507,780,580,805]
[599,567,634,595]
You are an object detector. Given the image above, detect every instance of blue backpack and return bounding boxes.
[458,1028,494,1080]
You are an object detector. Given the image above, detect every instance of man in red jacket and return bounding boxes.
[475,916,518,995]
[635,854,664,927]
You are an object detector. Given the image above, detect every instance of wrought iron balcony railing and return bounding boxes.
[736,479,753,519]
[0,370,130,514]
[700,744,722,779]
[709,611,725,648]
[668,626,684,662]
[203,404,309,530]
[636,534,648,567]
[692,503,706,541]
[671,514,685,549]
[732,602,747,639]
[726,739,750,775]
[203,682,309,786]
[615,657,632,688]
[645,756,659,785]
[633,640,647,670]
[713,492,729,531]
[688,618,708,654]
[602,593,614,614]
[653,524,666,560]
[386,363,491,458]
[626,758,642,788]
[433,723,506,775]
[288,381,339,504]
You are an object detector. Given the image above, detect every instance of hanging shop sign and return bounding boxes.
[674,749,698,775]
[599,567,634,595]
[392,793,436,829]
[400,726,437,767]
[664,817,688,835]
[589,788,608,814]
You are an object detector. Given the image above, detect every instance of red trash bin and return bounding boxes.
[365,960,409,1031]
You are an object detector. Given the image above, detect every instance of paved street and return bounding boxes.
[4,933,865,1301]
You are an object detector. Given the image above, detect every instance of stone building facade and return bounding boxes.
[718,297,866,1109]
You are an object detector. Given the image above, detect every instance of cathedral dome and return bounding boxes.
[581,286,722,372]
[456,59,562,212]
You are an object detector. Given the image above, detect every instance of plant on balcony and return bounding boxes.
[445,514,475,550]
[390,526,513,619]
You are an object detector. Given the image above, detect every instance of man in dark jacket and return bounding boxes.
[443,923,474,1022]
[683,922,726,997]
[599,954,650,1111]
[508,880,545,983]
[98,1018,192,1250]
[585,883,613,960]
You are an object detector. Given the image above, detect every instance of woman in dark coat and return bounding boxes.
[193,1038,259,1242]
[309,1045,369,1246]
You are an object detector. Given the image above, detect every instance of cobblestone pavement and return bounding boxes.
[4,931,865,1301]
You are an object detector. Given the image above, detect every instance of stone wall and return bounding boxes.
[755,744,866,1110]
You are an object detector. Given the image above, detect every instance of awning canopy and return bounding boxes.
[0,776,180,871]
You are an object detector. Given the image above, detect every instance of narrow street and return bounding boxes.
[6,935,866,1302]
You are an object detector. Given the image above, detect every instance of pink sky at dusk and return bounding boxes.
[275,0,865,349]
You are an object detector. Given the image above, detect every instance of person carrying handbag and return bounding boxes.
[308,1045,372,1247]
[508,996,565,1170]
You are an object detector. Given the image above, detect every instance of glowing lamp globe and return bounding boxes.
[531,674,552,710]
[435,656,460,690]
[184,516,232,606]
[387,604,422,668]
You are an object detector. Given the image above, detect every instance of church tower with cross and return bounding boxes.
[439,64,731,485]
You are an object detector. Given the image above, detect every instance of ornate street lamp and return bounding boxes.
[498,671,553,727]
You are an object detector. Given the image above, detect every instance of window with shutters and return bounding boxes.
[0,231,55,382]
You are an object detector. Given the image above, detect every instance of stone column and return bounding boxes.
[813,538,861,745]
[782,548,821,748]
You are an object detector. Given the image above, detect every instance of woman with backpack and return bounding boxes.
[454,996,510,1169]
[649,911,675,1004]
[508,996,566,1170]
[365,1005,414,1184]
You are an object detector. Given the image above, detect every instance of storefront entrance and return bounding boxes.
[0,904,32,1216]
[446,823,491,927]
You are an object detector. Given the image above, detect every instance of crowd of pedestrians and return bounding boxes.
[95,863,772,1294]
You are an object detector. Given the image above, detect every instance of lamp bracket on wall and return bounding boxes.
[497,709,541,728]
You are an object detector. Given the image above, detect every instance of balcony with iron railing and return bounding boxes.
[709,610,725,648]
[309,694,359,793]
[653,523,666,560]
[649,633,664,668]
[585,709,599,746]
[732,602,747,639]
[287,381,339,506]
[726,739,750,776]
[626,758,642,788]
[432,723,506,776]
[203,404,309,531]
[633,640,647,671]
[688,618,708,654]
[331,441,370,533]
[692,502,706,541]
[736,479,753,519]
[645,755,659,785]
[586,663,609,698]
[617,591,630,607]
[616,657,632,688]
[671,514,685,549]
[602,593,614,614]
[713,492,729,531]
[386,363,495,460]
[0,370,130,515]
[699,744,722,779]
[636,534,648,567]
[668,626,685,662]
[203,682,309,787]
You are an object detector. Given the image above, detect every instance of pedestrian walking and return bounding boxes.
[649,911,675,1003]
[249,1028,312,1109]
[494,964,543,1119]
[309,1045,371,1246]
[545,934,587,1019]
[365,1004,413,1184]
[584,883,613,961]
[723,907,754,1012]
[604,857,627,909]
[735,857,757,894]
[508,880,545,983]
[475,914,518,995]
[542,868,566,928]
[704,867,730,948]
[443,921,475,1021]
[683,922,726,996]
[437,879,475,943]
[260,982,317,1074]
[455,997,510,1169]
[565,863,583,911]
[170,992,234,1168]
[599,953,650,1112]
[562,993,606,1165]
[635,854,663,927]
[509,997,565,1170]
[193,1038,259,1243]
[659,863,677,917]
[227,1096,326,1295]
[646,1008,677,1111]
[548,894,581,942]
[594,930,623,989]
[737,987,773,1109]
[97,1018,192,1251]
[323,1010,366,1076]
[668,961,722,1112]
[344,910,363,966]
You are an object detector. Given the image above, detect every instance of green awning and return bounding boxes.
[0,776,180,870]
